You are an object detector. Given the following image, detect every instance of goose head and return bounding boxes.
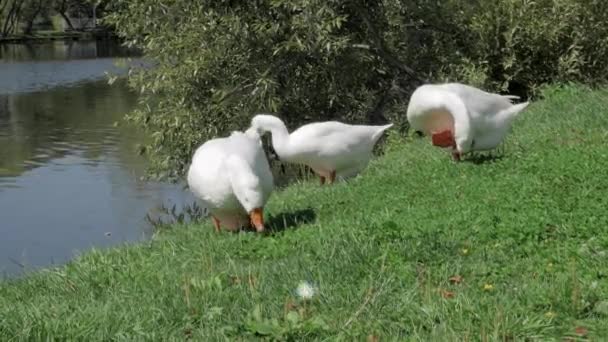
[249,114,290,158]
[225,154,268,232]
[250,114,285,135]
[406,85,474,160]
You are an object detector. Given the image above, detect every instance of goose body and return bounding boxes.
[187,130,274,232]
[406,83,529,160]
[249,114,393,184]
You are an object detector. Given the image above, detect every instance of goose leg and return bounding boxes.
[211,215,221,232]
[328,170,337,184]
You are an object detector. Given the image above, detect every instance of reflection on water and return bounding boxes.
[1,80,137,177]
[0,40,137,62]
[0,41,147,95]
[0,58,148,95]
[0,41,192,277]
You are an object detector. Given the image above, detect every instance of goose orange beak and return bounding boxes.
[431,130,456,148]
[432,130,461,161]
[249,207,264,232]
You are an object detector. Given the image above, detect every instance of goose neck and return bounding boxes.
[266,121,290,157]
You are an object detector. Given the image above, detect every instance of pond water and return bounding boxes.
[0,40,194,277]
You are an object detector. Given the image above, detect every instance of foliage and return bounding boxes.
[105,0,407,179]
[20,0,46,34]
[0,0,25,36]
[1,85,608,339]
[105,0,608,180]
[459,0,608,93]
[0,0,108,36]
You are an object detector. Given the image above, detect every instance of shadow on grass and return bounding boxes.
[266,208,316,233]
[464,152,505,165]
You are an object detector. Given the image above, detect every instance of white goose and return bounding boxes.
[187,129,274,232]
[406,83,529,160]
[249,114,393,184]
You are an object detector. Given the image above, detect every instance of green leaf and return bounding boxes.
[246,322,278,336]
[252,304,262,321]
[594,301,608,316]
[286,311,299,325]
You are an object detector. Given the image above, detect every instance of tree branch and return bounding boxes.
[0,0,8,14]
[24,0,45,35]
[2,0,24,37]
[54,0,74,30]
[356,6,426,84]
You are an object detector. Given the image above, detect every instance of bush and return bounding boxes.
[461,0,608,93]
[105,0,608,179]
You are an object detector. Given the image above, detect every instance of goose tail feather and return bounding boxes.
[498,102,530,122]
[371,123,394,142]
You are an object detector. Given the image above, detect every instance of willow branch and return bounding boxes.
[356,7,425,84]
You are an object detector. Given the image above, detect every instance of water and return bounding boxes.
[0,41,193,277]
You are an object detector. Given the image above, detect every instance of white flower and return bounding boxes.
[296,281,316,300]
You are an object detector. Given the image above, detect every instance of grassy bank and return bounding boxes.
[1,85,608,340]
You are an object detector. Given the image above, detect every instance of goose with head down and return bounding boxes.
[406,83,530,160]
[187,129,274,232]
[249,114,393,184]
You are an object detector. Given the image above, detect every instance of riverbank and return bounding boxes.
[0,30,117,44]
[1,85,607,339]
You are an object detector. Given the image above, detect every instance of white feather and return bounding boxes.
[186,131,274,230]
[249,114,393,180]
[406,82,530,153]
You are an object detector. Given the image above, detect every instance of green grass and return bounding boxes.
[2,84,608,340]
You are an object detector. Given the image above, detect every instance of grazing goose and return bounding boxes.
[187,129,273,232]
[406,83,529,160]
[249,114,393,184]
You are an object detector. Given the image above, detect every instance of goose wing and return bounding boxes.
[440,83,516,118]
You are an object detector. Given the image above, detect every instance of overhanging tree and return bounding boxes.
[105,0,433,179]
[105,0,608,180]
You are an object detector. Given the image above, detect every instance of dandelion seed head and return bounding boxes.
[296,281,316,299]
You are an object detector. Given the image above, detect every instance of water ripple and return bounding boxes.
[0,43,187,278]
[0,58,149,95]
